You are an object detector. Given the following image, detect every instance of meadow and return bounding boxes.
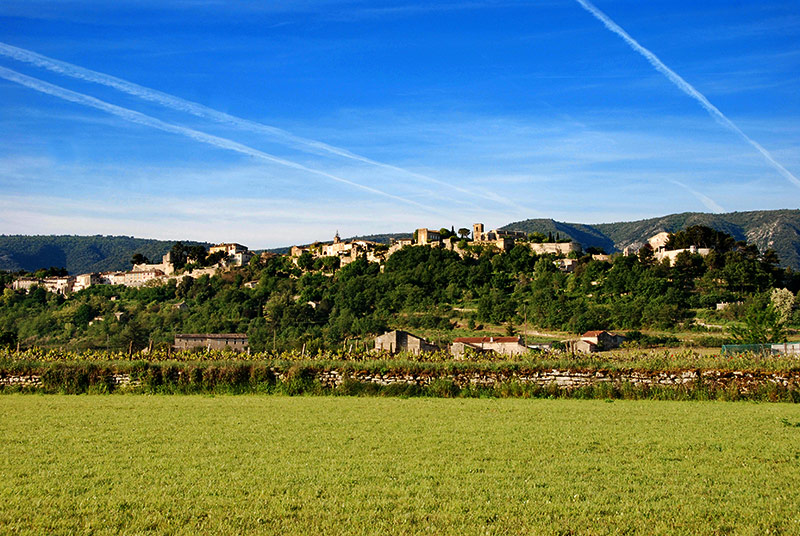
[1,396,799,535]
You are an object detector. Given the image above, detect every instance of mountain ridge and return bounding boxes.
[2,210,798,274]
[502,209,800,268]
[0,235,208,275]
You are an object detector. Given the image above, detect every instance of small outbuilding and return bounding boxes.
[562,330,625,354]
[580,330,625,351]
[450,336,528,358]
[374,330,439,355]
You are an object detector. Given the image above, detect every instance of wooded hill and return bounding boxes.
[502,209,800,269]
[0,235,208,275]
[1,227,797,353]
[2,209,799,274]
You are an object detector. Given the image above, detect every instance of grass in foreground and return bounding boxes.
[1,396,799,535]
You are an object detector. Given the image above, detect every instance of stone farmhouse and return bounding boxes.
[450,336,528,358]
[174,333,249,352]
[563,330,626,353]
[374,330,439,355]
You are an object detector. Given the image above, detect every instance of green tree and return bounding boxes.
[297,251,314,271]
[170,242,189,269]
[130,253,150,266]
[730,302,786,343]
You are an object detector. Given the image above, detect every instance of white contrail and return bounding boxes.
[0,41,527,210]
[574,0,800,190]
[0,66,438,212]
[671,180,725,213]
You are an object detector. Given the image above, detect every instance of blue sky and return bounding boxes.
[1,0,798,248]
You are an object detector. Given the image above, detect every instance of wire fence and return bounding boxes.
[722,343,800,356]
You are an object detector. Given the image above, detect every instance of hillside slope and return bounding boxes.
[0,236,208,275]
[503,209,800,269]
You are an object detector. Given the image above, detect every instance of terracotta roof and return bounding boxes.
[581,330,611,337]
[453,336,520,344]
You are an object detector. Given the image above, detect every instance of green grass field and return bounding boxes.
[1,396,799,535]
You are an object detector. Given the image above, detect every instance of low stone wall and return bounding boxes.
[1,368,797,394]
[0,373,140,389]
[314,368,797,394]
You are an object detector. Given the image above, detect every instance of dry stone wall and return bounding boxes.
[297,368,796,394]
[1,368,797,394]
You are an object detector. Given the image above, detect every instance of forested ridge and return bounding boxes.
[4,209,799,274]
[503,209,800,269]
[0,235,209,275]
[1,225,798,353]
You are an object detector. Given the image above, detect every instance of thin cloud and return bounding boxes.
[671,180,725,213]
[0,65,441,213]
[0,41,528,212]
[574,0,800,190]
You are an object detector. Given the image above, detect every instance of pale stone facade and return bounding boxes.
[416,228,441,246]
[121,269,165,287]
[210,243,253,266]
[529,242,581,256]
[471,223,526,252]
[132,252,175,275]
[450,336,528,358]
[374,330,439,355]
[564,330,625,353]
[12,276,75,295]
[655,246,712,266]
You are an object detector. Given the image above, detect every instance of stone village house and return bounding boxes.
[374,330,439,355]
[450,336,528,358]
[563,330,626,354]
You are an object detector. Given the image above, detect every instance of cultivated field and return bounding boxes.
[1,396,799,535]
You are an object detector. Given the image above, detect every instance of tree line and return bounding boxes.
[1,226,798,352]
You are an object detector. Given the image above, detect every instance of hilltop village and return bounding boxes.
[3,221,785,357]
[11,223,705,297]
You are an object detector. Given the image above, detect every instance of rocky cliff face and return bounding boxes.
[503,209,800,269]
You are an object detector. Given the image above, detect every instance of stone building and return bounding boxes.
[581,330,625,350]
[374,330,439,355]
[387,238,414,256]
[174,333,249,352]
[471,223,526,251]
[529,242,581,256]
[563,330,625,353]
[122,269,165,287]
[655,245,712,266]
[132,252,175,275]
[11,277,44,292]
[209,243,253,266]
[450,336,528,358]
[73,273,102,292]
[12,276,75,295]
[415,228,441,246]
